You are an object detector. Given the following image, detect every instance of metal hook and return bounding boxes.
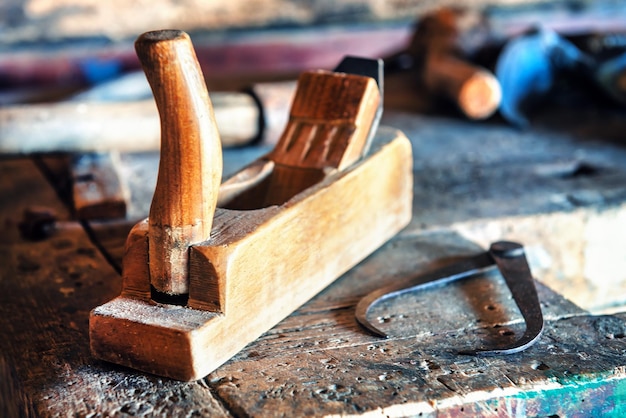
[355,241,544,355]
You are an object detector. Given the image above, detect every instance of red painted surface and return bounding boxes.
[0,25,413,90]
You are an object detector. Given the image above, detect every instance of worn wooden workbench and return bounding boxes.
[2,100,626,416]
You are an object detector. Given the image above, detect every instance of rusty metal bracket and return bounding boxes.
[355,241,544,355]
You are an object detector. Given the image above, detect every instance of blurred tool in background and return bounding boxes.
[0,72,295,154]
[386,8,626,127]
[495,28,595,128]
[495,28,626,128]
[386,8,502,120]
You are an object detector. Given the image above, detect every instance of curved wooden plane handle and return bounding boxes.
[135,30,223,296]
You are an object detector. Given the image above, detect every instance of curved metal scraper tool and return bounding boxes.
[355,241,544,355]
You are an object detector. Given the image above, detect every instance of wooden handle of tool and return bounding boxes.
[408,8,501,120]
[424,53,501,120]
[0,88,292,154]
[135,30,222,295]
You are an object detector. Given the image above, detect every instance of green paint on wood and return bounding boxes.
[450,376,626,416]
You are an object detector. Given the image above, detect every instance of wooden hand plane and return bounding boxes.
[89,30,413,381]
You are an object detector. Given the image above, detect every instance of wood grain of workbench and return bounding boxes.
[0,159,230,416]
